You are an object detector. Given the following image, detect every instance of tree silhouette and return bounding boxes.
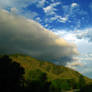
[25,69,51,92]
[80,84,92,92]
[0,55,25,92]
[0,55,51,92]
[79,75,86,88]
[0,55,87,92]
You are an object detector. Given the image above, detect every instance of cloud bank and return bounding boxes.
[0,9,78,64]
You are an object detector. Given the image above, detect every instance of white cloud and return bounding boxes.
[0,0,41,20]
[54,28,92,43]
[43,2,70,23]
[10,8,18,15]
[20,10,38,19]
[58,16,68,23]
[43,2,60,15]
[0,0,47,19]
[54,28,92,71]
[66,61,83,69]
[54,28,92,54]
[85,28,92,41]
[37,0,46,7]
[0,0,47,9]
[0,0,81,25]
[35,17,41,22]
[79,53,92,61]
[71,3,78,8]
[43,2,69,23]
[75,53,92,78]
[43,2,80,24]
[0,9,78,64]
[45,14,69,24]
[51,0,55,2]
[44,24,48,27]
[54,30,80,43]
[67,28,92,42]
[53,28,92,77]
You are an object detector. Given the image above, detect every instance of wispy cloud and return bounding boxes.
[71,3,78,8]
[37,0,47,7]
[54,28,92,73]
[43,2,60,15]
[66,61,83,69]
[43,2,69,23]
[0,0,47,20]
[0,0,47,9]
[0,0,87,29]
[54,28,92,43]
[43,2,81,25]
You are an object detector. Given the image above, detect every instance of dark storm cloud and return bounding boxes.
[0,9,78,64]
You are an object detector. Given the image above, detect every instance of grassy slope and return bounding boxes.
[7,54,92,85]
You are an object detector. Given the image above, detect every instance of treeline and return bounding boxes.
[0,55,91,92]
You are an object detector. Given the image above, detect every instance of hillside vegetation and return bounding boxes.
[0,54,92,92]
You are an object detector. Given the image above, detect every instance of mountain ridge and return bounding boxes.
[8,54,92,84]
[0,54,92,92]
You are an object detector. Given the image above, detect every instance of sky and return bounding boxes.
[0,0,92,78]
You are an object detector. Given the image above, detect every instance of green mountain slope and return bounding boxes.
[9,54,92,84]
[0,54,92,92]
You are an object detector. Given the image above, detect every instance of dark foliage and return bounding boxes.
[79,75,86,88]
[0,55,51,92]
[24,69,51,92]
[0,55,25,92]
[0,55,90,92]
[80,84,92,92]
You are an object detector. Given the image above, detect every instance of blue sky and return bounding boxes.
[1,0,92,30]
[0,0,92,78]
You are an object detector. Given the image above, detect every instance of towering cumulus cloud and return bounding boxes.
[0,9,78,65]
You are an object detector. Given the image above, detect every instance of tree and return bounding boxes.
[80,84,92,92]
[25,69,50,92]
[0,55,25,92]
[79,75,86,88]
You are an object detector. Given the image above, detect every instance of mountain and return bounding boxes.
[0,54,92,92]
